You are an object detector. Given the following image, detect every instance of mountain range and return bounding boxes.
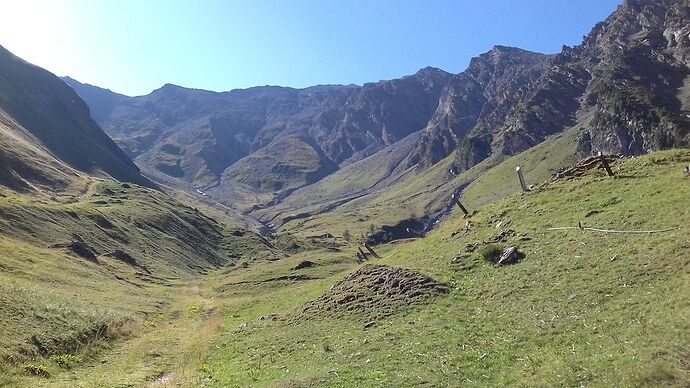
[63,0,689,235]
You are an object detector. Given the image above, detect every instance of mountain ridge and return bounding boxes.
[0,45,154,191]
[64,0,689,232]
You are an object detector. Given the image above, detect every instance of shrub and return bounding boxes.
[187,303,201,316]
[143,313,165,328]
[478,244,503,264]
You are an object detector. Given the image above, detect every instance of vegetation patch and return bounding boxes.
[48,240,98,262]
[294,264,448,321]
[22,363,50,378]
[49,354,81,369]
[478,244,503,263]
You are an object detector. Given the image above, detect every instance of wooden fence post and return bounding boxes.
[355,251,365,263]
[516,166,528,192]
[451,193,469,216]
[598,152,614,177]
[363,242,380,258]
[357,247,369,262]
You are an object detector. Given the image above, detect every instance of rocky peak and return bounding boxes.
[469,45,547,70]
[404,46,550,168]
[411,66,452,89]
[455,0,689,169]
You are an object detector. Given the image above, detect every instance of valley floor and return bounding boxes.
[2,150,690,387]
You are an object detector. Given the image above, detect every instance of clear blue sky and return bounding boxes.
[1,0,622,96]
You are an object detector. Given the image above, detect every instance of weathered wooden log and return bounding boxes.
[451,193,469,216]
[357,246,369,261]
[598,152,614,177]
[355,251,366,263]
[363,242,380,258]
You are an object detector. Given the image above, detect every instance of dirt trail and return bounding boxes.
[38,278,223,388]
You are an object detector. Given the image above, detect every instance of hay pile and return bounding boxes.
[295,264,448,321]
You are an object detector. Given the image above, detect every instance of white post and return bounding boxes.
[516,166,528,192]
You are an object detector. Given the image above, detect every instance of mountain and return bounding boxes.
[65,0,690,233]
[405,46,552,169]
[0,45,153,191]
[446,0,690,171]
[254,0,690,236]
[64,68,452,210]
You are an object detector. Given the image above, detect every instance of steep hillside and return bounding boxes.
[0,45,153,190]
[0,45,285,382]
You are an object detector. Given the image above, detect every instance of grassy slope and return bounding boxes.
[0,45,152,188]
[196,149,689,387]
[460,123,585,209]
[254,132,423,225]
[0,178,280,386]
[12,149,687,387]
[276,125,583,239]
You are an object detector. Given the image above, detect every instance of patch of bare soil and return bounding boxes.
[294,264,448,321]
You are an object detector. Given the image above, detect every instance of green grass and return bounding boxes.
[460,123,584,209]
[2,150,689,386]
[195,149,689,386]
[0,177,280,386]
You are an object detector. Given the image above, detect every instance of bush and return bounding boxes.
[478,244,503,264]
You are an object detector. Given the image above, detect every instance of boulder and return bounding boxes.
[497,246,524,265]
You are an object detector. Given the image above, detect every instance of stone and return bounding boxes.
[496,246,524,265]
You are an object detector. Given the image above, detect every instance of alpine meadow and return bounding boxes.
[0,0,689,387]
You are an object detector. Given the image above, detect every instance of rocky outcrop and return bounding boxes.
[407,46,551,169]
[454,0,690,171]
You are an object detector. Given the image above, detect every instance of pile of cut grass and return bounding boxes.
[295,264,448,322]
